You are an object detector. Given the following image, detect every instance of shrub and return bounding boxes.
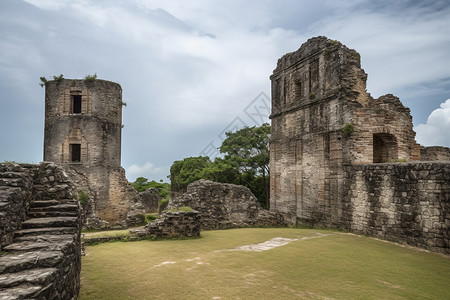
[39,77,48,88]
[78,191,89,206]
[342,123,354,135]
[84,73,97,82]
[52,74,64,82]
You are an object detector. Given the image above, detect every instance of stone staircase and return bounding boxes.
[0,197,81,300]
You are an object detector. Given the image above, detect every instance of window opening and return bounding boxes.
[373,133,398,163]
[70,144,81,162]
[72,95,82,114]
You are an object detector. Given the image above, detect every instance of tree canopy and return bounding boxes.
[169,123,271,208]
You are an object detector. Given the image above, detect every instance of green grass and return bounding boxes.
[80,228,450,299]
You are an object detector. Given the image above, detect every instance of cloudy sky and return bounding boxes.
[1,0,449,182]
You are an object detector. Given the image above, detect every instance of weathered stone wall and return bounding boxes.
[139,188,160,213]
[343,162,449,254]
[270,36,420,226]
[43,79,138,225]
[143,211,201,239]
[0,162,82,299]
[420,146,450,161]
[270,36,448,254]
[173,180,285,230]
[0,164,32,250]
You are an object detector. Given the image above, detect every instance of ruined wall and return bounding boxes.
[139,188,160,213]
[0,162,81,299]
[144,211,201,239]
[173,180,285,230]
[343,162,449,254]
[44,79,137,224]
[270,36,448,253]
[270,37,421,226]
[420,146,450,161]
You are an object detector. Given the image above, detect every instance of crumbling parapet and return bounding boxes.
[420,146,450,161]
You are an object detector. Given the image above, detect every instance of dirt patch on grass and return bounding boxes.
[226,232,331,252]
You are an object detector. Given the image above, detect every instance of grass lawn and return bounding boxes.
[80,228,450,299]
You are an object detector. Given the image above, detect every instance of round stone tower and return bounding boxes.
[44,79,122,167]
[43,78,137,225]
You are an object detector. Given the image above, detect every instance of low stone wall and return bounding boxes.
[420,146,450,161]
[344,162,449,254]
[0,162,82,299]
[173,180,285,230]
[143,211,201,238]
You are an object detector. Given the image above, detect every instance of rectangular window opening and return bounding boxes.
[72,95,82,114]
[70,144,81,162]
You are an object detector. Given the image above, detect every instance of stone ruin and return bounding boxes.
[171,180,285,230]
[138,188,160,213]
[1,35,449,299]
[131,179,284,239]
[270,36,449,254]
[0,162,81,299]
[43,79,141,228]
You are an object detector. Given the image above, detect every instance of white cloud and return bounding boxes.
[126,162,166,182]
[415,99,450,147]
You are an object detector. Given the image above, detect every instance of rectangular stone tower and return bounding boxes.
[269,37,420,226]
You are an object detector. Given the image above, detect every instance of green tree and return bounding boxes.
[169,156,211,192]
[131,177,170,199]
[219,123,270,207]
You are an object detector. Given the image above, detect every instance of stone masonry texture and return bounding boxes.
[270,36,449,254]
[0,162,82,299]
[43,79,138,225]
[172,180,285,230]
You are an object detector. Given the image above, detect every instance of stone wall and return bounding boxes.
[173,180,285,230]
[0,162,82,299]
[139,187,160,213]
[143,211,201,239]
[270,36,421,226]
[270,36,448,254]
[420,146,450,161]
[343,162,449,254]
[0,163,32,250]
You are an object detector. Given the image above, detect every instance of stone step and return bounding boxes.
[28,210,78,218]
[21,217,79,229]
[0,250,63,274]
[0,283,45,300]
[4,236,75,253]
[29,199,77,208]
[0,267,57,289]
[14,227,76,237]
[30,203,78,212]
[14,234,75,243]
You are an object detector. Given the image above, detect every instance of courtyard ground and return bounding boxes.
[80,228,450,299]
